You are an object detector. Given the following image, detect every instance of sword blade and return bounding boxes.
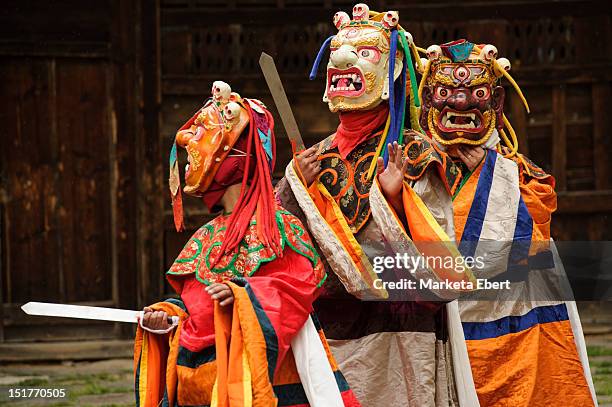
[258,52,305,151]
[21,302,140,324]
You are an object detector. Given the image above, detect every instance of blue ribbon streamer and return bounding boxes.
[309,35,335,80]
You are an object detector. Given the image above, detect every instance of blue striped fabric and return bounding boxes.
[458,150,497,258]
[507,196,534,269]
[462,303,569,340]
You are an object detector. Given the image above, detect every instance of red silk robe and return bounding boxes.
[134,209,360,407]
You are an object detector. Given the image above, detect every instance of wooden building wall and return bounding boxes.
[0,0,161,341]
[1,0,611,342]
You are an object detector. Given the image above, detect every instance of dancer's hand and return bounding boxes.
[141,307,171,331]
[295,145,321,186]
[454,145,485,171]
[206,283,234,306]
[377,141,409,201]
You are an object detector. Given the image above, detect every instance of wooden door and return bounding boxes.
[0,0,162,342]
[0,58,120,341]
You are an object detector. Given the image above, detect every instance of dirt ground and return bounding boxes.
[0,336,611,406]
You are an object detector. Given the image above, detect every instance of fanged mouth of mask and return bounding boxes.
[438,110,483,133]
[327,68,365,97]
[185,153,194,178]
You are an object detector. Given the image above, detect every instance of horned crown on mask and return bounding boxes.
[417,39,529,155]
[310,4,417,113]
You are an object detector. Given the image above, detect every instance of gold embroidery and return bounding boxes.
[186,144,203,171]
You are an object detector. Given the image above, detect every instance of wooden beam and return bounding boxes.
[509,88,529,156]
[0,340,133,362]
[109,0,140,333]
[0,41,110,59]
[137,0,165,307]
[159,64,612,96]
[0,196,4,342]
[592,82,612,190]
[552,85,567,191]
[557,190,612,214]
[161,1,612,26]
[47,60,66,304]
[162,75,325,96]
[0,1,110,44]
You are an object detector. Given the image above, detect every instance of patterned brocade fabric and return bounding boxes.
[317,133,382,233]
[403,131,463,195]
[402,133,551,195]
[167,207,325,285]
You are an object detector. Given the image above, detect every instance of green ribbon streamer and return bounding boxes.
[400,30,420,108]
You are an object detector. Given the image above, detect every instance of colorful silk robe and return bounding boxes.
[276,132,474,406]
[134,208,360,407]
[370,132,597,406]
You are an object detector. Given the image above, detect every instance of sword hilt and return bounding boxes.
[138,311,179,326]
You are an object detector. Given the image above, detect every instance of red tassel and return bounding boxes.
[211,102,281,266]
[172,189,185,232]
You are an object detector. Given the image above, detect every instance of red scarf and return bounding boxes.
[332,103,389,158]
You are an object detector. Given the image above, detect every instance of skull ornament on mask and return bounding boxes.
[420,40,508,147]
[352,3,369,20]
[211,81,231,102]
[175,81,249,196]
[324,6,404,112]
[382,11,399,29]
[333,11,350,29]
[223,102,241,122]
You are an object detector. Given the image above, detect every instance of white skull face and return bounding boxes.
[211,81,231,102]
[325,26,403,112]
[480,44,498,61]
[352,3,369,21]
[426,45,442,61]
[382,11,399,29]
[496,57,511,72]
[333,11,350,29]
[223,101,241,121]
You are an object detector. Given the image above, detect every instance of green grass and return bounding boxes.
[14,377,50,386]
[588,345,612,357]
[590,346,612,400]
[594,374,612,396]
